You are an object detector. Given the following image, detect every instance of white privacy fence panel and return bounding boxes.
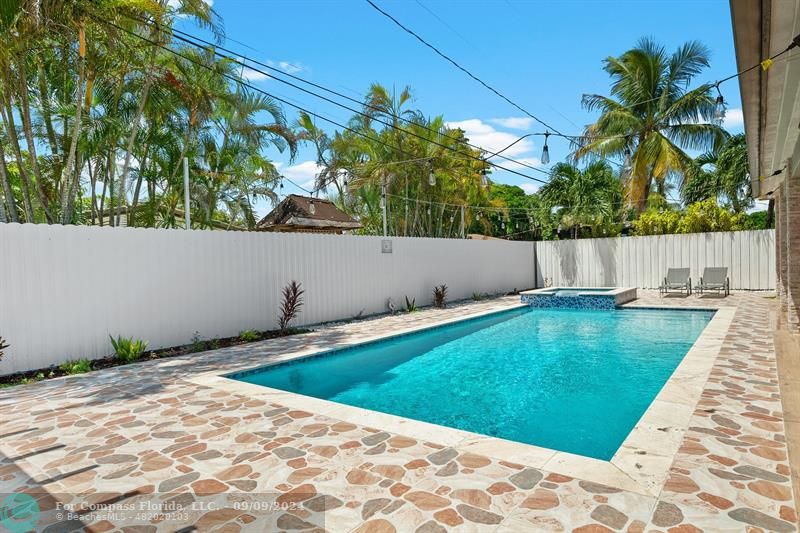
[535,230,775,291]
[0,224,534,375]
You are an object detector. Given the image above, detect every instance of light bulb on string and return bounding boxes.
[428,164,436,186]
[309,198,316,215]
[541,132,550,165]
[713,84,726,125]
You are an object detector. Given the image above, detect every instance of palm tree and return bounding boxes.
[682,133,751,213]
[539,161,622,238]
[575,38,728,212]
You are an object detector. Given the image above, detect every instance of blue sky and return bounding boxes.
[179,0,745,217]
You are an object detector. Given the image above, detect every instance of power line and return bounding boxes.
[413,0,472,46]
[364,0,564,136]
[120,11,551,175]
[363,0,628,169]
[95,17,551,186]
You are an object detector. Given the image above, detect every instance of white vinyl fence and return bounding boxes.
[0,224,535,375]
[535,230,775,290]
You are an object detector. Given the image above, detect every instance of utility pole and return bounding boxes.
[183,157,191,230]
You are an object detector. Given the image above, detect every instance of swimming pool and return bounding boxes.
[231,306,714,460]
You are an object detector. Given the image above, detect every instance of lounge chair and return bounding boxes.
[697,267,730,296]
[659,268,691,296]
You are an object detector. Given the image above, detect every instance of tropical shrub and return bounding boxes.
[404,296,418,313]
[59,359,92,375]
[239,330,260,342]
[741,211,772,230]
[678,198,743,234]
[471,292,484,301]
[0,336,7,362]
[110,336,148,363]
[278,281,305,333]
[632,209,682,236]
[433,285,448,308]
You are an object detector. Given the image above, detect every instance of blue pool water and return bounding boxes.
[233,307,713,460]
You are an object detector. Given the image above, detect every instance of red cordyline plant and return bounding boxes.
[278,281,305,333]
[433,284,448,308]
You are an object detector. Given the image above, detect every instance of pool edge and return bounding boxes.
[187,302,736,499]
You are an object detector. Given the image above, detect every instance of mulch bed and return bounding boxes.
[0,328,310,388]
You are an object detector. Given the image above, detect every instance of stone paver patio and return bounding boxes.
[0,291,797,532]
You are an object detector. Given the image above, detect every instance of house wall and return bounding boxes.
[0,224,534,375]
[775,166,800,332]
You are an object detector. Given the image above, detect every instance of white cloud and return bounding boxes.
[489,117,535,130]
[445,119,536,158]
[265,60,306,75]
[723,108,744,130]
[241,66,269,82]
[519,183,539,195]
[276,161,323,191]
[278,61,304,75]
[237,59,307,82]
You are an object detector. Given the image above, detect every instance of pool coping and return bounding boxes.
[187,301,736,498]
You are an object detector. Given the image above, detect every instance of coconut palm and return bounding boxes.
[575,38,728,212]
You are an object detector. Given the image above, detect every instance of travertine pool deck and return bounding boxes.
[0,291,797,532]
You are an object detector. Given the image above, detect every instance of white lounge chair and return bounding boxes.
[697,267,730,297]
[660,268,691,296]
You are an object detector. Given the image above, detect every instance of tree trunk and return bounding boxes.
[88,160,97,225]
[98,159,108,226]
[37,59,62,187]
[15,56,54,222]
[106,150,115,226]
[0,138,19,222]
[59,42,86,224]
[116,78,151,226]
[129,142,150,227]
[0,98,35,221]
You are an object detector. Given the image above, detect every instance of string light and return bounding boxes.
[428,165,436,186]
[712,84,726,125]
[309,198,316,214]
[541,132,550,165]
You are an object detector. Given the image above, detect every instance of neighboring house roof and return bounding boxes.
[256,194,362,232]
